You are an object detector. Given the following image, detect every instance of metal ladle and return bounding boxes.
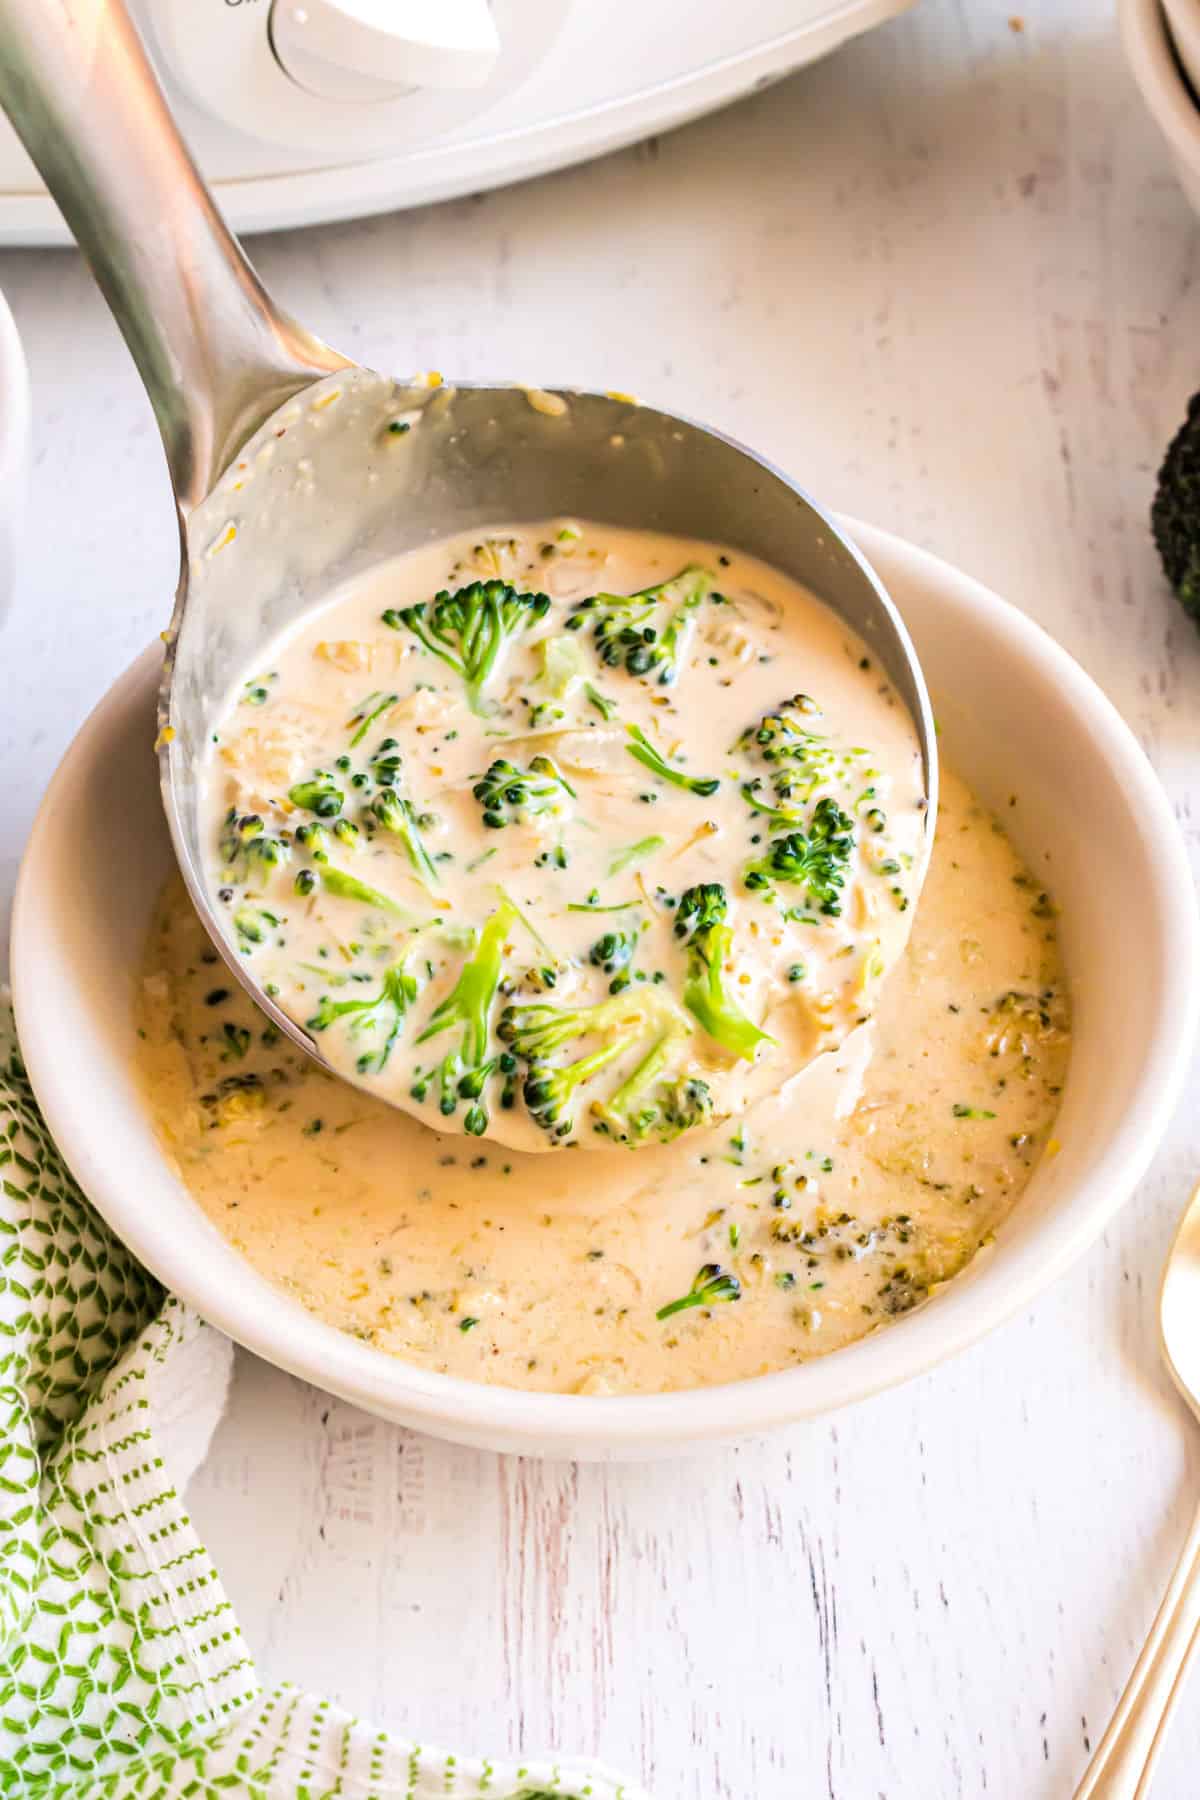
[0,0,937,1133]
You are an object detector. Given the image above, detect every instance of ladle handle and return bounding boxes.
[1073,1495,1200,1800]
[0,0,351,511]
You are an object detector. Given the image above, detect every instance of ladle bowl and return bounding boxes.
[0,0,936,1129]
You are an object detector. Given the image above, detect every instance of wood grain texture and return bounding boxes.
[4,1,1200,1793]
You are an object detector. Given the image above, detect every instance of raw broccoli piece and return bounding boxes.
[367,788,439,890]
[307,958,421,1075]
[625,723,720,797]
[472,754,575,829]
[655,1262,742,1321]
[1153,392,1200,628]
[743,797,855,915]
[566,565,712,685]
[735,694,839,820]
[673,883,773,1062]
[381,581,551,713]
[498,989,695,1145]
[218,810,290,886]
[413,899,515,1134]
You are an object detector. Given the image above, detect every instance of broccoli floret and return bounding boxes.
[588,924,642,994]
[743,798,855,915]
[233,904,279,945]
[655,1262,742,1321]
[293,821,331,863]
[499,989,696,1145]
[367,738,403,788]
[659,1076,715,1137]
[367,789,439,889]
[307,958,420,1075]
[625,723,720,797]
[567,565,712,685]
[288,773,344,818]
[1153,393,1200,627]
[382,581,551,713]
[472,754,576,829]
[413,899,515,1134]
[588,1023,695,1146]
[736,695,839,821]
[673,883,773,1062]
[218,811,290,886]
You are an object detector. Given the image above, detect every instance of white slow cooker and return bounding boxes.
[0,0,913,243]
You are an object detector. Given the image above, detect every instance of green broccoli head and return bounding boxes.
[472,754,576,829]
[743,797,855,915]
[381,580,551,712]
[736,695,839,820]
[498,988,697,1145]
[566,564,713,685]
[232,904,280,946]
[588,923,642,994]
[367,788,439,890]
[674,883,774,1062]
[307,960,421,1075]
[413,899,515,1134]
[368,737,403,788]
[656,1262,742,1321]
[1153,393,1200,627]
[287,772,345,818]
[673,882,727,938]
[218,810,290,886]
[658,1075,715,1138]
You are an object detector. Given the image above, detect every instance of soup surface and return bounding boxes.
[137,766,1069,1395]
[198,523,928,1152]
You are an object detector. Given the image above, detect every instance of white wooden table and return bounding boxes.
[4,2,1200,1793]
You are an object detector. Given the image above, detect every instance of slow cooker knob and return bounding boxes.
[269,0,501,102]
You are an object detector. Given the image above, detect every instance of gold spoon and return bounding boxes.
[1074,1177,1200,1798]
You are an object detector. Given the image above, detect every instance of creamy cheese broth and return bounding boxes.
[199,523,928,1153]
[137,766,1069,1396]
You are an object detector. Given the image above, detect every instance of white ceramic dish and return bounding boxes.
[1162,0,1200,112]
[11,521,1199,1460]
[0,285,29,626]
[1122,0,1200,218]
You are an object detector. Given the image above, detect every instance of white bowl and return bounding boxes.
[1122,0,1200,217]
[0,285,29,625]
[1163,0,1200,95]
[11,522,1199,1459]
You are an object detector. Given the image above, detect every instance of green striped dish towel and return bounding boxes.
[0,1014,645,1799]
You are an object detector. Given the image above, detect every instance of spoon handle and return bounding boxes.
[1074,1495,1200,1799]
[0,0,350,511]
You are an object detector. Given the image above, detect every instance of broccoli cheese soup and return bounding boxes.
[137,764,1068,1396]
[198,523,929,1154]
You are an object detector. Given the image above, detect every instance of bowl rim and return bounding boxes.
[0,285,30,515]
[1121,0,1200,167]
[12,519,1200,1454]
